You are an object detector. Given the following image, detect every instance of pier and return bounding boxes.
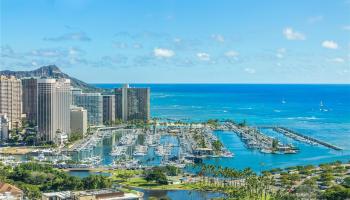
[222,123,296,154]
[260,126,342,151]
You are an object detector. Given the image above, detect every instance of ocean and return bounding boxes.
[94,84,350,171]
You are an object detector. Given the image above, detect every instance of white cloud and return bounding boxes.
[211,34,225,43]
[283,27,306,40]
[322,40,339,49]
[328,57,345,63]
[276,48,286,59]
[173,38,182,43]
[133,43,143,49]
[277,48,286,53]
[31,49,63,57]
[31,61,39,66]
[113,42,128,49]
[153,48,175,58]
[68,47,83,56]
[225,50,239,58]
[44,32,91,42]
[1,45,17,58]
[307,15,323,24]
[244,68,256,74]
[197,52,210,61]
[342,25,350,31]
[276,53,284,59]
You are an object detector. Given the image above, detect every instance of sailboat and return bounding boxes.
[319,101,328,112]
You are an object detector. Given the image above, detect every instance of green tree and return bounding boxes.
[69,132,83,143]
[82,175,112,189]
[164,165,180,176]
[343,177,350,188]
[145,168,168,185]
[212,140,223,152]
[272,139,278,151]
[320,185,350,200]
[206,119,220,129]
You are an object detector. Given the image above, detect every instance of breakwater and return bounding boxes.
[260,126,342,151]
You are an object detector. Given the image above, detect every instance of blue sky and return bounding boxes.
[1,0,350,83]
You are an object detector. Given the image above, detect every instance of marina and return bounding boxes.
[56,122,235,170]
[259,126,343,151]
[221,122,297,154]
[1,119,346,172]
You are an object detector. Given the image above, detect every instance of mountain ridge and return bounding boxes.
[0,65,98,91]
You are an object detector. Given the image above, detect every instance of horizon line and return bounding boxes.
[90,82,350,85]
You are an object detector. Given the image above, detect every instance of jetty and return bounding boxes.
[261,126,342,151]
[222,122,296,154]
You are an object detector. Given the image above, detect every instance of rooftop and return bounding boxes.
[0,182,23,196]
[42,188,142,200]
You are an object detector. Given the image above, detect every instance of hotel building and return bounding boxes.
[21,77,37,126]
[0,75,22,129]
[73,91,103,126]
[0,114,9,141]
[114,84,150,122]
[70,106,88,136]
[102,95,115,124]
[37,79,71,143]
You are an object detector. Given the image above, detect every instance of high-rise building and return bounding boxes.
[71,88,82,103]
[21,78,37,126]
[0,76,22,129]
[37,79,71,143]
[70,106,88,136]
[115,88,123,120]
[102,95,115,124]
[114,84,150,121]
[0,114,9,141]
[73,92,103,126]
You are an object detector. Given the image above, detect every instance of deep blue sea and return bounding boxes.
[94,84,350,171]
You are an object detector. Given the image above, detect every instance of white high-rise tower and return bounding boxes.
[37,78,71,143]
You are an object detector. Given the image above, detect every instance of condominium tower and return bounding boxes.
[115,88,123,120]
[0,114,9,141]
[73,91,103,126]
[70,106,88,136]
[114,84,150,121]
[102,95,115,124]
[21,78,37,126]
[37,79,71,143]
[0,76,22,129]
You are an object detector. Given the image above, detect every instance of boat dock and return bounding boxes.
[260,126,342,151]
[222,122,296,154]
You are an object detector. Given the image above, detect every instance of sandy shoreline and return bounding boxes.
[0,146,36,155]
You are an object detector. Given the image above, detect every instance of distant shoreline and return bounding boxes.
[91,83,350,85]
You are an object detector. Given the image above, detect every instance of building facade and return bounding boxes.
[115,88,123,120]
[73,92,103,126]
[0,76,22,129]
[70,106,87,136]
[37,79,71,143]
[71,87,82,103]
[102,95,115,124]
[0,114,9,141]
[114,84,150,122]
[21,78,37,126]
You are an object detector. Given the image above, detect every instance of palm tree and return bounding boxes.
[207,164,215,186]
[215,165,222,187]
[199,164,207,186]
[242,167,254,178]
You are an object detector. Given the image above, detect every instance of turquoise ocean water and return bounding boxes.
[94,84,350,172]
